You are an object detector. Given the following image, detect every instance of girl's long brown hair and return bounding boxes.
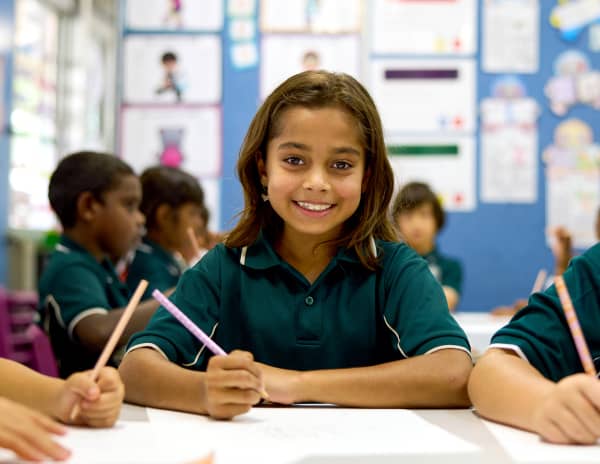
[225,71,396,270]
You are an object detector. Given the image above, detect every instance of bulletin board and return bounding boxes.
[117,0,600,312]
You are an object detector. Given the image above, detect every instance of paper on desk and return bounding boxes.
[484,419,600,462]
[148,407,479,464]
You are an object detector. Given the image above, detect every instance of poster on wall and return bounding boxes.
[369,59,476,134]
[480,77,539,203]
[260,34,360,98]
[126,0,224,31]
[544,119,600,249]
[121,106,222,179]
[260,0,362,33]
[544,50,600,116]
[123,35,222,104]
[371,0,476,55]
[388,137,476,212]
[482,0,539,73]
[549,0,600,42]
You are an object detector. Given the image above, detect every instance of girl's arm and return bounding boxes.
[259,348,472,408]
[119,348,265,419]
[469,348,600,444]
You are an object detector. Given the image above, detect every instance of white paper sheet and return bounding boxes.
[147,407,479,464]
[260,34,360,98]
[371,0,477,55]
[260,0,362,33]
[480,98,539,203]
[123,35,222,104]
[126,0,224,31]
[483,0,540,73]
[370,59,476,134]
[484,419,600,462]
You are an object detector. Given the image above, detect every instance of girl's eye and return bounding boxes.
[332,160,352,170]
[284,156,304,166]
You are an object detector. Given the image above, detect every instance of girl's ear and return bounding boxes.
[155,203,173,229]
[257,153,268,186]
[77,191,100,223]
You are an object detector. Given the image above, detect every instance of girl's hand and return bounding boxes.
[255,363,301,405]
[531,374,600,444]
[0,397,70,462]
[204,351,264,420]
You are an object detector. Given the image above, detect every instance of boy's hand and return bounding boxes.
[531,374,600,444]
[0,397,70,462]
[204,350,263,420]
[56,367,124,428]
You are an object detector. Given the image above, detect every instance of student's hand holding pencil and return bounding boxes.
[56,367,124,428]
[204,350,265,420]
[530,373,600,445]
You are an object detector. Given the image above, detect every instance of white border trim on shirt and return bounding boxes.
[425,344,473,362]
[487,343,530,363]
[182,322,219,367]
[125,342,169,360]
[67,308,109,341]
[383,315,408,358]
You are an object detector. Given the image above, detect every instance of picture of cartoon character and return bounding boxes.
[156,51,183,102]
[163,0,183,28]
[159,127,185,167]
[301,50,321,71]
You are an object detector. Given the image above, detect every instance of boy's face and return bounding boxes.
[94,175,144,261]
[395,203,438,253]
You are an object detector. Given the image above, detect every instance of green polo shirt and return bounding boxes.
[423,248,463,294]
[38,235,129,377]
[127,234,470,371]
[126,238,183,301]
[491,242,600,382]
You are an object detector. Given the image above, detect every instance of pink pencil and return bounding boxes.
[554,275,596,376]
[152,289,269,399]
[70,280,148,420]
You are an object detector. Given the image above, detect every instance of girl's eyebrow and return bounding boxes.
[277,141,361,157]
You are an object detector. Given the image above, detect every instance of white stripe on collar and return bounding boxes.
[55,244,70,253]
[369,236,378,257]
[240,246,248,265]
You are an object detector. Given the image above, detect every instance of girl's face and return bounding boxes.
[260,106,366,245]
[165,202,206,255]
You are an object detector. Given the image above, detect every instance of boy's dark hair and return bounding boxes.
[391,182,446,231]
[140,166,205,230]
[161,51,177,63]
[49,151,135,229]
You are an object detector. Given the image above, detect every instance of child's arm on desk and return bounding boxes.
[469,348,600,445]
[119,348,264,420]
[256,348,472,408]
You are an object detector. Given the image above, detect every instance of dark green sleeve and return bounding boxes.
[127,246,223,369]
[491,243,600,382]
[440,257,462,294]
[126,252,179,301]
[381,244,470,357]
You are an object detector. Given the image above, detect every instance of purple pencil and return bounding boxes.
[152,289,226,356]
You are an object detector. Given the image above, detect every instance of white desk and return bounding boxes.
[2,404,597,464]
[453,312,511,356]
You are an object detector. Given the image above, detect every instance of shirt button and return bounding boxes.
[305,296,314,306]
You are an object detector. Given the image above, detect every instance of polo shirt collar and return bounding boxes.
[58,235,118,275]
[141,237,178,267]
[239,233,376,269]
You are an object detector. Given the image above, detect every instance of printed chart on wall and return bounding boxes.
[121,106,222,179]
[480,76,539,203]
[123,34,222,104]
[482,0,539,73]
[370,59,476,134]
[544,119,600,249]
[260,34,360,98]
[371,0,476,55]
[125,0,223,31]
[388,137,476,212]
[260,0,362,33]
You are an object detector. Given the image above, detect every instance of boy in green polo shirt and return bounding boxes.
[392,182,463,311]
[39,151,160,378]
[469,242,600,445]
[120,71,472,420]
[126,166,207,301]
